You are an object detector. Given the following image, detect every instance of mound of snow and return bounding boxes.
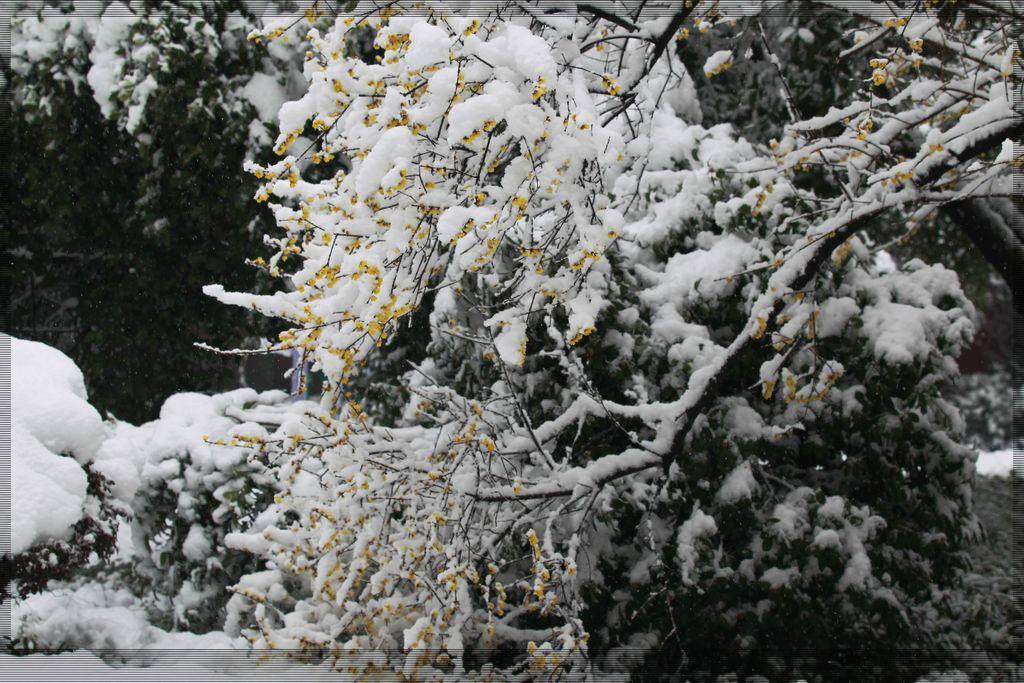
[976,449,1013,478]
[11,336,106,554]
[14,582,244,649]
[13,337,104,463]
[109,388,292,495]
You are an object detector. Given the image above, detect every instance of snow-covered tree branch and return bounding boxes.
[194,1,1021,677]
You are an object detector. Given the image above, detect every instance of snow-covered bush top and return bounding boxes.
[12,336,107,555]
[11,371,312,638]
[95,388,307,633]
[9,335,133,598]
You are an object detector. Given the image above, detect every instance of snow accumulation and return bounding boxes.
[702,49,733,77]
[13,337,104,463]
[11,332,296,561]
[12,337,106,554]
[12,420,88,556]
[11,337,275,557]
[976,449,1013,478]
[0,647,977,683]
[0,650,399,682]
[108,388,282,489]
[675,507,718,586]
[715,460,759,504]
[242,72,288,124]
[85,3,135,119]
[13,583,243,653]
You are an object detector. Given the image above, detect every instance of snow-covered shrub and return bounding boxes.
[11,380,309,646]
[7,336,134,599]
[951,369,1014,451]
[91,388,309,634]
[932,466,1018,681]
[12,582,243,653]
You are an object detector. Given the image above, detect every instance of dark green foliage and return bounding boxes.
[9,1,281,423]
[679,4,860,142]
[565,234,983,680]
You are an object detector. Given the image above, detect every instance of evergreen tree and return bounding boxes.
[9,0,300,422]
